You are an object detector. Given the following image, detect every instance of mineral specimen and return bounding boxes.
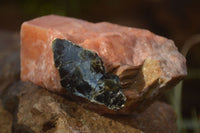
[20,15,187,113]
[0,32,177,132]
[52,39,126,110]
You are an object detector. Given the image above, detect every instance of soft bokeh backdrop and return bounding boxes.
[1,0,200,132]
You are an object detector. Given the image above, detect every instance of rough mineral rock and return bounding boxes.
[52,39,126,110]
[0,31,177,133]
[20,15,187,112]
[2,81,176,133]
[0,100,12,133]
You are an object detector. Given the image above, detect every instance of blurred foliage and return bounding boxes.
[169,35,200,133]
[18,0,101,19]
[186,68,200,80]
[169,82,186,133]
[18,0,67,17]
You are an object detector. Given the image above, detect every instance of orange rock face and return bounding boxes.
[20,15,187,113]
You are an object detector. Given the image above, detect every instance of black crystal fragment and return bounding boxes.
[52,39,126,110]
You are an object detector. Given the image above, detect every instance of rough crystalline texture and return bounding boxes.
[20,15,187,113]
[52,39,126,110]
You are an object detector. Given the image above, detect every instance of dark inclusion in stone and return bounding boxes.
[52,38,126,110]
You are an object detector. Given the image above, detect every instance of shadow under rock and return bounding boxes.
[2,82,34,133]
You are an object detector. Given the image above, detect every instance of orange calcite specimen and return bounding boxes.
[20,15,187,113]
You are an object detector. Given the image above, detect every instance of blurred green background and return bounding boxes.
[1,0,200,132]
